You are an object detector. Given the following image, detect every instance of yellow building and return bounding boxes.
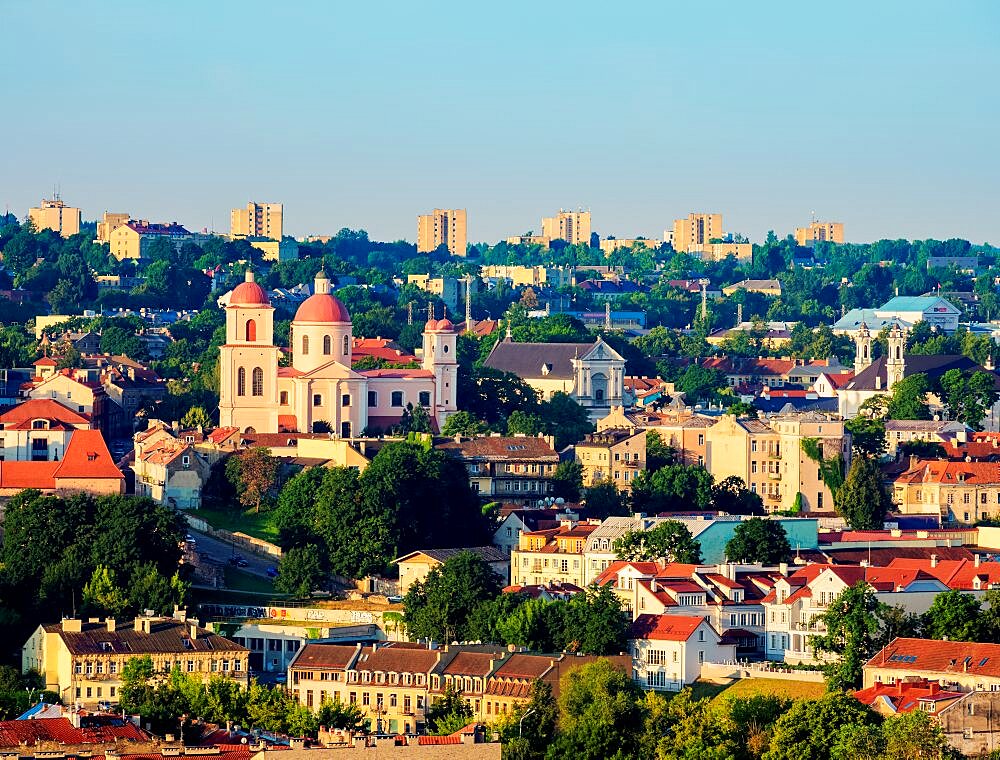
[480,265,564,288]
[704,413,849,514]
[599,238,662,255]
[893,460,1000,524]
[29,198,80,238]
[795,221,844,246]
[542,210,591,246]
[22,614,249,709]
[96,212,130,243]
[232,201,283,240]
[575,428,646,491]
[701,242,752,261]
[510,521,599,588]
[417,209,467,256]
[505,235,550,248]
[249,237,299,261]
[671,213,723,253]
[109,221,192,260]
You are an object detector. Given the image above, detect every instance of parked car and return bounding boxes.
[266,567,279,578]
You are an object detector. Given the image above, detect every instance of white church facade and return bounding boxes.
[219,271,457,435]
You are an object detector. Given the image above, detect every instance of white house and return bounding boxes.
[628,614,735,691]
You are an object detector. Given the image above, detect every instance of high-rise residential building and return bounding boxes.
[231,201,283,240]
[795,220,844,246]
[96,212,130,243]
[541,210,591,246]
[670,213,723,253]
[416,208,467,256]
[28,198,80,238]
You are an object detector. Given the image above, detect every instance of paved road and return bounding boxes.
[187,528,277,578]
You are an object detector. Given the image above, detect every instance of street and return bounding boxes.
[187,527,277,579]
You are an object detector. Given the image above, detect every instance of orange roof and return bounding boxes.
[853,678,962,713]
[867,637,1000,680]
[54,430,124,480]
[896,459,1000,486]
[0,461,60,489]
[0,398,91,427]
[629,614,708,641]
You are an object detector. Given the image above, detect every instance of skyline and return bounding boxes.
[2,1,999,245]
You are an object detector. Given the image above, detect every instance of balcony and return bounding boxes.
[767,471,781,480]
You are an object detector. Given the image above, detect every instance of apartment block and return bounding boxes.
[670,213,723,253]
[109,221,191,260]
[704,412,850,514]
[96,212,130,243]
[231,201,283,240]
[541,210,591,246]
[510,519,600,588]
[794,221,844,246]
[29,198,80,237]
[575,428,647,491]
[599,238,662,255]
[417,209,467,256]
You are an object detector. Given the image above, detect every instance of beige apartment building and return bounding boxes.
[893,460,1000,525]
[22,614,248,709]
[231,201,283,240]
[599,238,662,255]
[575,428,647,491]
[109,221,191,260]
[704,413,850,514]
[541,210,591,246]
[598,407,714,468]
[671,213,723,253]
[510,520,599,588]
[249,238,299,261]
[96,212,130,243]
[794,221,844,246]
[505,234,550,248]
[29,198,80,237]
[417,208,467,256]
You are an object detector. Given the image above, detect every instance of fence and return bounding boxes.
[700,660,826,683]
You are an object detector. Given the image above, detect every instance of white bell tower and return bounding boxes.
[422,318,458,427]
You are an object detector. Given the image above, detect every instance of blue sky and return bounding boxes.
[2,1,998,245]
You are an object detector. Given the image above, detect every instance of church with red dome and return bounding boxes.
[218,270,457,435]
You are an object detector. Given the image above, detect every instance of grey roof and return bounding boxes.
[845,355,1000,392]
[484,340,596,379]
[396,546,509,564]
[884,420,968,432]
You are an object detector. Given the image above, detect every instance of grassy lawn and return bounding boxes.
[704,677,827,704]
[223,566,276,594]
[188,507,280,543]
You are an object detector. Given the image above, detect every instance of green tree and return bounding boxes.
[507,409,544,436]
[499,680,557,760]
[225,447,279,513]
[711,475,765,515]
[813,581,890,690]
[440,410,489,437]
[538,392,594,449]
[939,368,999,429]
[724,518,791,564]
[645,430,676,472]
[887,373,931,420]
[562,584,629,655]
[613,520,702,563]
[425,683,473,735]
[81,565,128,616]
[550,460,583,502]
[403,551,502,642]
[844,416,887,458]
[100,325,144,358]
[763,692,880,760]
[546,659,645,760]
[275,545,326,596]
[834,455,891,529]
[582,480,628,519]
[397,402,433,434]
[880,705,953,760]
[630,464,714,513]
[180,406,212,430]
[922,589,982,641]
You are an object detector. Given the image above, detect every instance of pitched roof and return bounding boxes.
[0,716,148,747]
[44,618,245,655]
[853,679,963,713]
[484,339,597,379]
[846,355,1000,392]
[53,430,124,480]
[395,546,509,565]
[436,436,558,461]
[895,459,1000,487]
[491,653,553,679]
[292,643,358,669]
[629,614,708,641]
[866,637,1000,679]
[352,642,440,673]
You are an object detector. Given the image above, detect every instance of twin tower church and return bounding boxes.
[218,271,457,435]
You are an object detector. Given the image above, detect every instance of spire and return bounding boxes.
[505,321,513,341]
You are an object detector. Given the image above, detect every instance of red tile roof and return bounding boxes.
[0,716,148,747]
[54,429,124,480]
[866,637,1000,680]
[0,398,91,427]
[853,678,963,713]
[292,643,358,669]
[357,368,435,378]
[629,614,708,641]
[437,436,558,461]
[895,459,1000,486]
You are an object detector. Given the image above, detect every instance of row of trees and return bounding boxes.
[500,659,953,760]
[0,490,188,643]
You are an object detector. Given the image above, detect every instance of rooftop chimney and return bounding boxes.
[931,554,938,568]
[62,619,82,633]
[190,624,198,640]
[106,618,116,632]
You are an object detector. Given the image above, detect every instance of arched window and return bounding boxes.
[245,319,256,342]
[895,345,901,360]
[302,335,309,355]
[252,367,263,396]
[237,367,246,396]
[323,335,331,355]
[343,335,350,356]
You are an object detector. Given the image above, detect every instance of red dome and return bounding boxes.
[229,280,270,307]
[294,293,351,323]
[425,319,439,331]
[435,318,455,332]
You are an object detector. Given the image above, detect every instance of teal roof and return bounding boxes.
[879,296,957,312]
